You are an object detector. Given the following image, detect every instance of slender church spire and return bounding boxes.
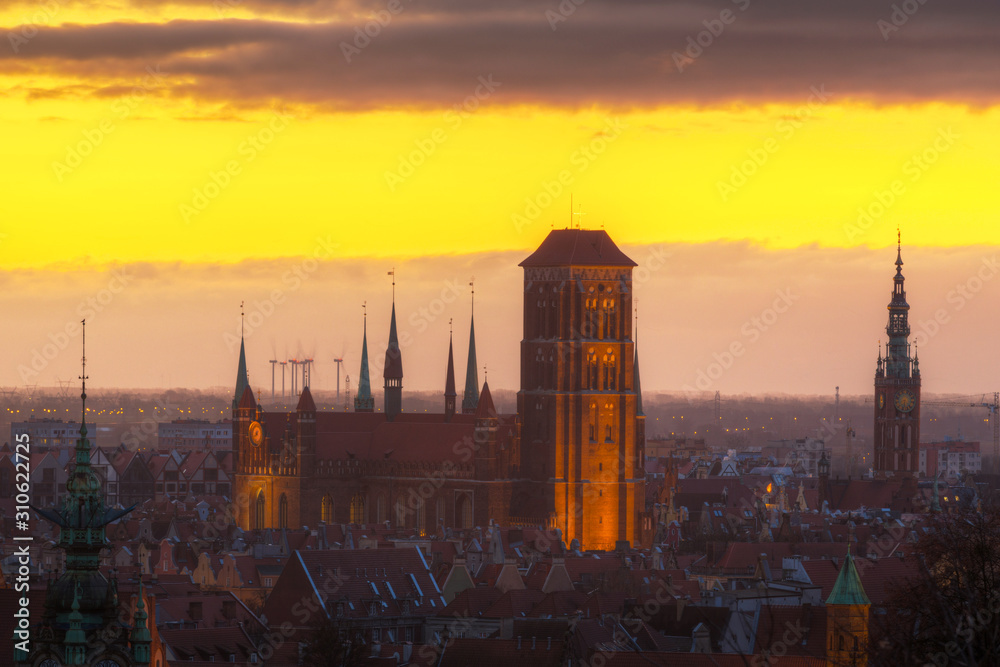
[384,270,403,420]
[445,320,457,421]
[462,281,479,415]
[355,303,374,412]
[634,308,644,417]
[233,301,250,410]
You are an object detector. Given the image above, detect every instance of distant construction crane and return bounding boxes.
[922,393,1000,474]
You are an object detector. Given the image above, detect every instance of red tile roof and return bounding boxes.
[475,382,497,420]
[439,637,565,667]
[519,229,637,268]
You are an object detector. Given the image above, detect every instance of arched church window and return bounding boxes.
[456,492,473,529]
[321,495,333,523]
[254,491,265,531]
[279,494,288,529]
[350,493,366,524]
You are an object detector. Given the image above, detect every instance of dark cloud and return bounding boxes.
[2,0,998,108]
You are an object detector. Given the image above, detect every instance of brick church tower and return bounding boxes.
[514,229,645,551]
[873,233,921,478]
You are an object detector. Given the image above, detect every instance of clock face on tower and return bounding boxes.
[249,420,264,446]
[894,389,915,413]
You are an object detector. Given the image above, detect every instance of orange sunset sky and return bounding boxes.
[0,0,998,397]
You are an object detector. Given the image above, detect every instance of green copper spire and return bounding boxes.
[826,531,871,606]
[33,321,134,636]
[634,345,644,417]
[233,303,250,410]
[130,580,152,664]
[462,284,479,415]
[355,305,374,412]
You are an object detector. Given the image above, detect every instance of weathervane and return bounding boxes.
[570,194,586,229]
[469,278,475,316]
[388,268,396,301]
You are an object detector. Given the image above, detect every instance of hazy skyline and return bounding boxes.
[4,241,999,397]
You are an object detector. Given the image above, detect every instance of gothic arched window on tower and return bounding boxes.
[350,493,366,525]
[585,295,598,338]
[603,351,617,391]
[395,497,408,528]
[536,347,545,389]
[456,491,474,529]
[590,402,598,442]
[321,495,333,523]
[376,495,386,523]
[606,297,616,339]
[604,402,615,443]
[279,494,288,529]
[415,498,425,535]
[254,491,265,531]
[587,348,597,390]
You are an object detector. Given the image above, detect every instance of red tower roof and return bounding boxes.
[296,386,316,412]
[237,385,256,410]
[475,381,497,420]
[519,229,637,268]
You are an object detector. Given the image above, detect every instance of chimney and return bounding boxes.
[517,637,522,650]
[532,637,536,650]
[547,637,552,650]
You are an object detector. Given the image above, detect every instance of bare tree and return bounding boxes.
[871,504,1000,665]
[299,613,367,667]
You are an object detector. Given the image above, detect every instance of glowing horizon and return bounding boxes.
[1,0,998,396]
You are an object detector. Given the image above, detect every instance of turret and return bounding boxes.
[355,308,374,412]
[384,301,404,420]
[233,310,250,411]
[462,290,480,415]
[474,381,499,483]
[825,535,871,666]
